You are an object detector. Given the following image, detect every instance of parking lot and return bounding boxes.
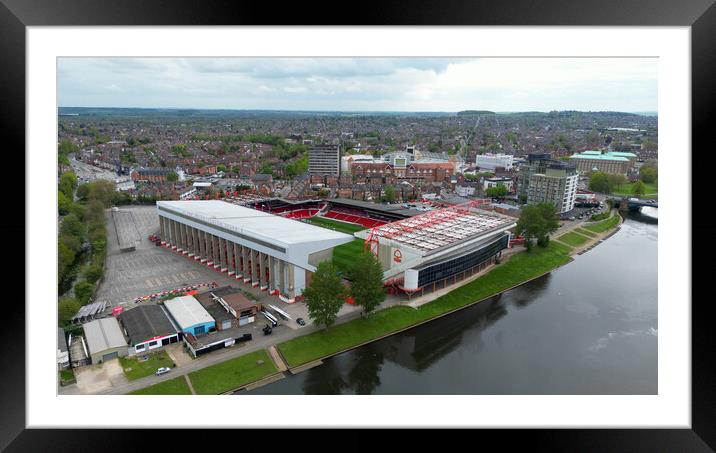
[95,205,247,307]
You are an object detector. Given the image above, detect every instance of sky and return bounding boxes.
[57,57,658,113]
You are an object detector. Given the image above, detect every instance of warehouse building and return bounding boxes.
[164,295,216,336]
[118,305,180,355]
[82,317,128,364]
[157,200,354,303]
[356,201,516,295]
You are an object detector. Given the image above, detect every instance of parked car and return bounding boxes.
[155,367,171,376]
[296,318,306,326]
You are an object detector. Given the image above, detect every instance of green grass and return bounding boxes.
[119,350,175,381]
[612,182,658,197]
[59,369,75,382]
[584,214,621,233]
[129,376,192,395]
[278,242,572,368]
[304,217,369,274]
[188,349,277,394]
[332,240,366,274]
[303,217,366,234]
[557,231,591,247]
[575,228,598,238]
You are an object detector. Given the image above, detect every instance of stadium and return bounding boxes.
[356,201,517,296]
[157,197,516,302]
[156,200,354,303]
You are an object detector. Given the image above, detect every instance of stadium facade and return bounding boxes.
[356,202,516,293]
[156,200,354,302]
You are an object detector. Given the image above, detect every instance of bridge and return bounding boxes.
[609,197,658,211]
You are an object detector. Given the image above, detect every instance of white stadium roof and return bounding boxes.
[157,200,354,252]
[164,295,214,330]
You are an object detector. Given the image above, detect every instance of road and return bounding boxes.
[87,304,374,395]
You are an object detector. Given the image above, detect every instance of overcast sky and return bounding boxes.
[58,57,657,112]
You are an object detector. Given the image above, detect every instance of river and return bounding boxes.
[244,208,658,395]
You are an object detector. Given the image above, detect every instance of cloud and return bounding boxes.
[57,57,657,112]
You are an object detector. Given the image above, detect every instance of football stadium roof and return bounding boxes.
[157,200,353,249]
[361,201,515,256]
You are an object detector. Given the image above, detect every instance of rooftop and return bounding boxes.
[83,317,127,354]
[360,201,516,255]
[157,200,353,249]
[58,328,68,353]
[118,305,177,344]
[570,151,629,162]
[164,295,215,329]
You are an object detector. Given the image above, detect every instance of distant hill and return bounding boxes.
[456,110,495,116]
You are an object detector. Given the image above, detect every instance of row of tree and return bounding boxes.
[58,177,114,326]
[304,251,386,330]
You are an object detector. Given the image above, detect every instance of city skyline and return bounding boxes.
[58,57,658,113]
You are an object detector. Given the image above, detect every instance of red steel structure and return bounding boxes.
[364,199,494,257]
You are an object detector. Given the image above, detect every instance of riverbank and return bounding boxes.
[131,212,623,394]
[276,211,624,371]
[277,241,573,368]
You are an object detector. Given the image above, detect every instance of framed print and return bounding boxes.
[3,0,715,449]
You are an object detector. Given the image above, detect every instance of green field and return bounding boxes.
[332,240,367,274]
[278,242,572,368]
[557,231,591,247]
[612,182,658,196]
[129,376,192,395]
[584,214,621,233]
[119,350,175,381]
[303,217,365,234]
[188,349,277,394]
[575,228,598,238]
[304,217,368,274]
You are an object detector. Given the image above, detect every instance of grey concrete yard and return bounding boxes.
[95,205,252,308]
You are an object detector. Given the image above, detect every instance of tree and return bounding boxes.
[216,164,227,173]
[486,184,508,199]
[589,172,611,193]
[639,165,658,184]
[516,205,545,250]
[633,180,646,198]
[58,191,72,215]
[58,172,77,199]
[83,263,104,284]
[60,213,86,240]
[346,251,385,316]
[535,203,559,246]
[166,171,179,182]
[303,261,345,330]
[74,281,95,305]
[516,203,559,250]
[383,185,396,203]
[58,298,81,326]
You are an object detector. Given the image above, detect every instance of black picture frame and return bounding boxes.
[2,0,713,450]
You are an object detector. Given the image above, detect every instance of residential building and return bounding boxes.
[483,177,514,192]
[518,153,579,214]
[308,144,340,176]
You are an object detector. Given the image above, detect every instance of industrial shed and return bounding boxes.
[164,295,216,336]
[82,317,128,364]
[118,305,180,355]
